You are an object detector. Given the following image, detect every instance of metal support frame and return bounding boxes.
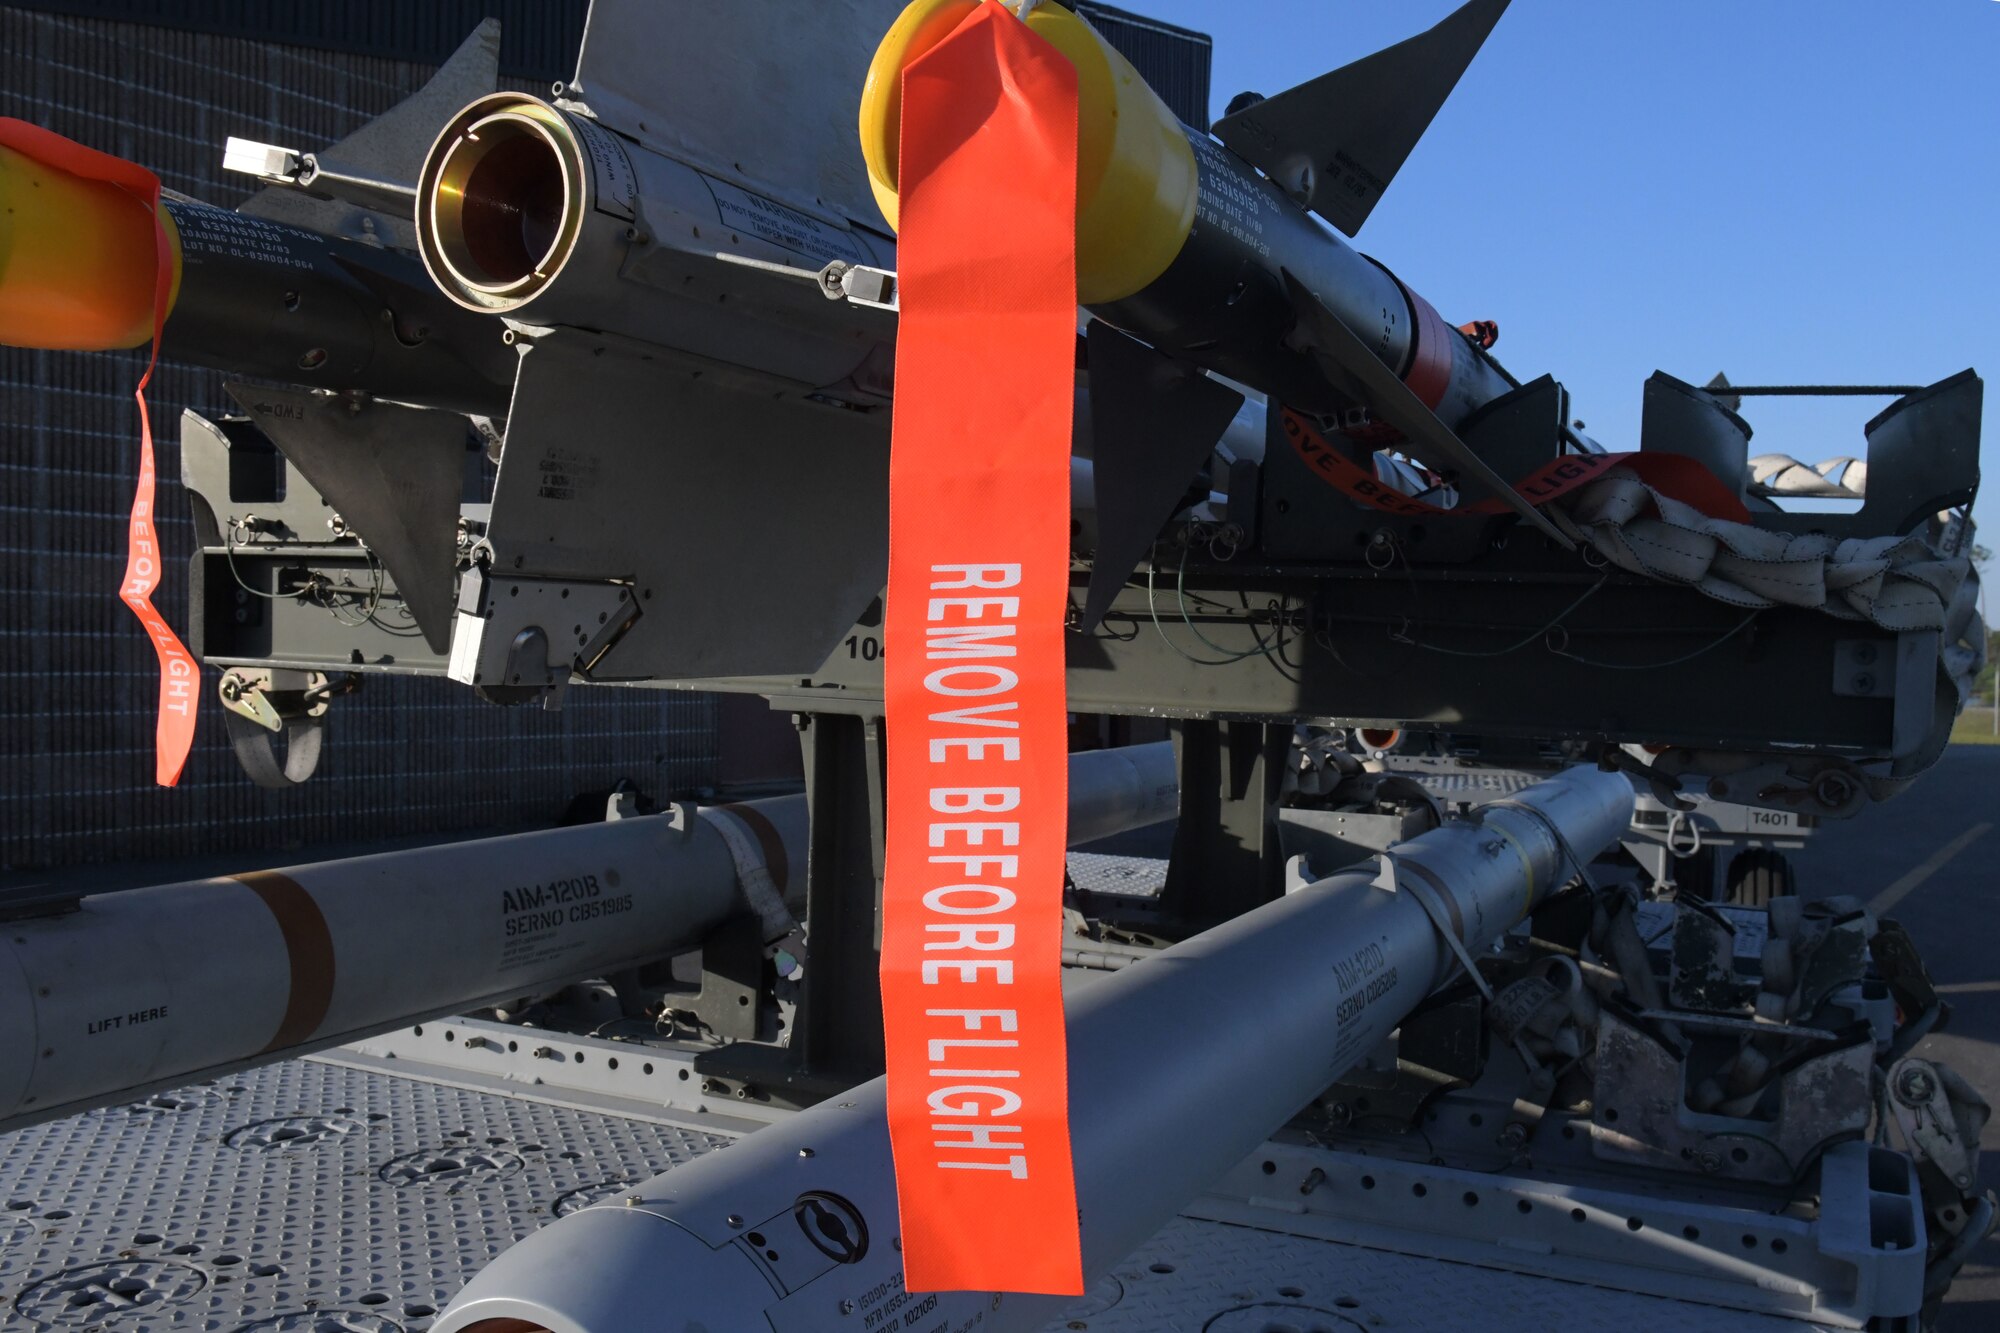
[1158,720,1289,928]
[693,709,886,1104]
[678,913,765,1043]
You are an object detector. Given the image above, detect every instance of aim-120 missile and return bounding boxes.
[857,0,1567,542]
[0,744,1174,1135]
[432,766,1634,1333]
[0,128,515,417]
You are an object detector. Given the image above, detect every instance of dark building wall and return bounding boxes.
[3,0,589,81]
[4,0,1213,126]
[0,7,718,870]
[1074,1,1212,131]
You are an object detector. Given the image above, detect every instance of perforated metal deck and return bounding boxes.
[0,1054,1821,1332]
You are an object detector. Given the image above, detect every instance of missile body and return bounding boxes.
[0,745,1174,1135]
[0,799,786,1135]
[417,93,896,394]
[860,1,1513,431]
[433,766,1635,1333]
[153,199,518,417]
[0,138,515,416]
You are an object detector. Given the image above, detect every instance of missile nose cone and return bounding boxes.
[433,1203,773,1333]
[0,129,179,352]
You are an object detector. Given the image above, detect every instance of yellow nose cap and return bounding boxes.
[0,141,179,352]
[859,0,1198,305]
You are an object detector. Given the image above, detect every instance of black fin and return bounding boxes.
[1213,0,1511,236]
[1705,372,1743,416]
[1080,323,1246,633]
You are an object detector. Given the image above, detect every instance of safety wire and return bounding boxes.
[1368,531,1763,672]
[1143,523,1304,681]
[227,517,425,637]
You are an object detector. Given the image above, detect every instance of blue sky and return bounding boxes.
[1130,0,1997,549]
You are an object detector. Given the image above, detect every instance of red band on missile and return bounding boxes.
[1282,410,1753,525]
[880,4,1084,1297]
[0,119,198,786]
[1400,282,1456,412]
[1348,279,1455,448]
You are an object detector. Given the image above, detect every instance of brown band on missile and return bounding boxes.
[1397,858,1465,943]
[234,871,336,1052]
[717,804,789,894]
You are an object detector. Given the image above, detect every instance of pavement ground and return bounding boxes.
[1791,744,1999,1331]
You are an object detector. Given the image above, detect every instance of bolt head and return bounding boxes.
[1895,1067,1937,1105]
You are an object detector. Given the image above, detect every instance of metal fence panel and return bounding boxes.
[1075,1,1214,130]
[2,0,588,81]
[6,1,1214,126]
[0,8,718,871]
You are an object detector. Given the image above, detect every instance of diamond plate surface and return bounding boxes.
[0,1057,1819,1332]
[0,1058,730,1331]
[1067,852,1168,899]
[1389,764,1545,798]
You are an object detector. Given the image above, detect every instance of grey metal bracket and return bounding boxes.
[1887,1058,1977,1197]
[445,569,642,706]
[677,913,767,1044]
[820,261,899,313]
[217,667,354,789]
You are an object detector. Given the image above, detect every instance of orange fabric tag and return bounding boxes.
[1283,409,1755,525]
[0,119,198,786]
[880,3,1084,1297]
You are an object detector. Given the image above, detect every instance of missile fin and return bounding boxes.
[1706,372,1744,416]
[239,19,502,248]
[1080,323,1247,633]
[223,385,471,655]
[1281,270,1573,547]
[574,0,893,230]
[1213,0,1511,236]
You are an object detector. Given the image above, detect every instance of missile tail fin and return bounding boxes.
[1079,323,1246,634]
[1213,0,1510,236]
[1281,270,1572,547]
[239,19,502,245]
